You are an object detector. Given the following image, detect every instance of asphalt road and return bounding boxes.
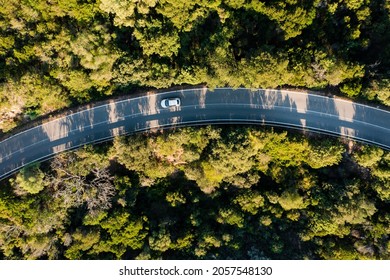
[1,87,390,180]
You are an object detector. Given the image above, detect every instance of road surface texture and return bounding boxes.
[1,87,390,180]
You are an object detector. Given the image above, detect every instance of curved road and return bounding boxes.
[1,87,390,180]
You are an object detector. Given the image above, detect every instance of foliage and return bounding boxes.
[10,163,47,195]
[362,79,390,106]
[1,0,389,131]
[0,0,390,260]
[353,146,384,168]
[0,126,388,260]
[277,189,307,211]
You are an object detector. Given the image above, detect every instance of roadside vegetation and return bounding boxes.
[1,0,390,260]
[1,0,390,131]
[1,126,390,260]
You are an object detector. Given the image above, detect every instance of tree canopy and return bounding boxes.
[1,126,389,260]
[0,0,389,131]
[0,0,390,261]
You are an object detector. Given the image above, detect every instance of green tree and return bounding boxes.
[64,229,101,259]
[363,79,390,106]
[133,22,181,57]
[10,163,47,195]
[353,146,384,168]
[93,211,147,258]
[216,208,245,228]
[166,191,186,207]
[245,0,318,40]
[305,140,344,169]
[110,135,175,182]
[277,188,307,211]
[149,227,172,252]
[234,191,265,215]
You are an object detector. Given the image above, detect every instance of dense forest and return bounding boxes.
[1,0,390,260]
[1,0,390,131]
[0,126,390,260]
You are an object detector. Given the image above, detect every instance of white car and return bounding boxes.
[161,98,181,108]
